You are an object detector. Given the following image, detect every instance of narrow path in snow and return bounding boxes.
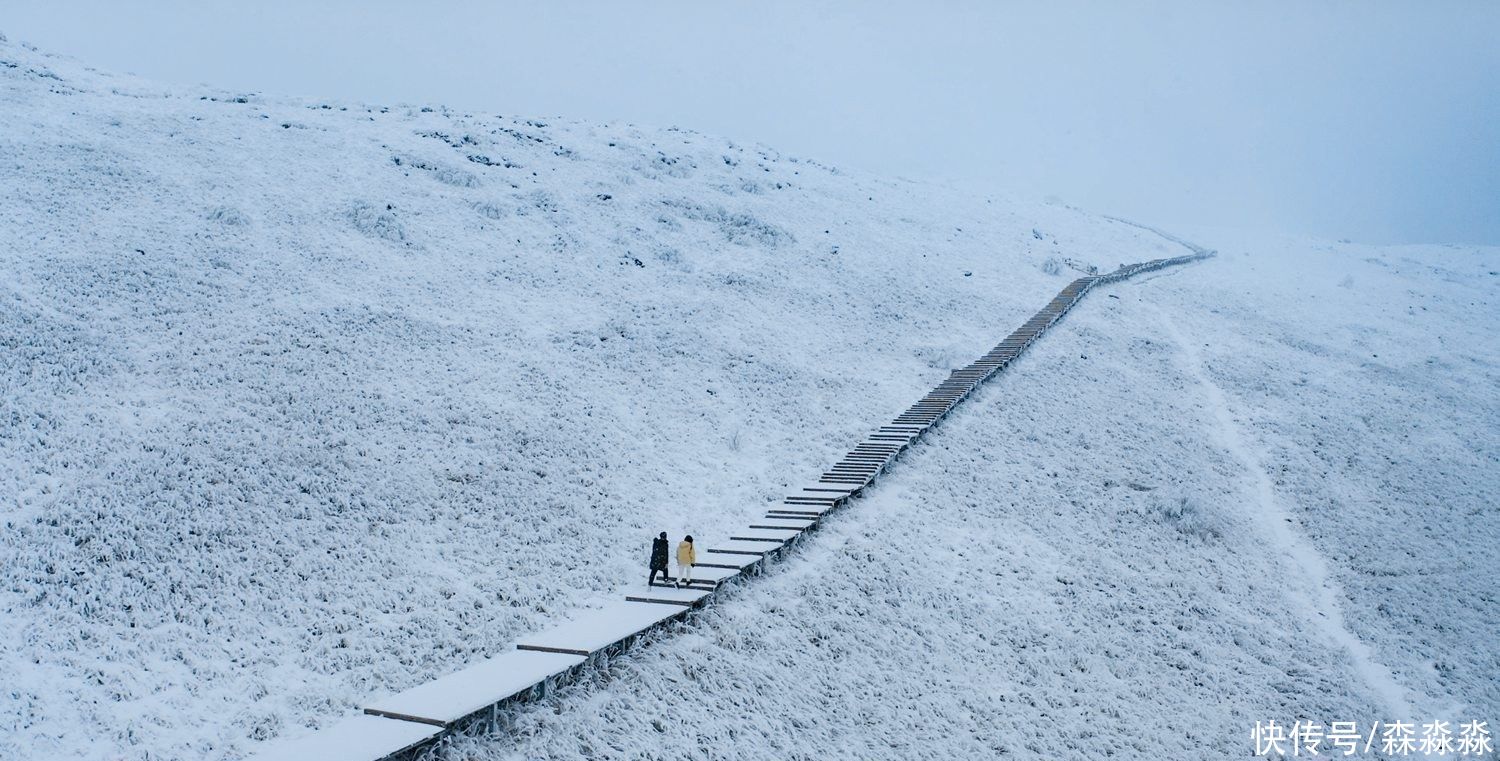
[1156,307,1418,718]
[251,250,1215,761]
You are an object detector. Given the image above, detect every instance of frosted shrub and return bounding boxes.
[391,153,480,187]
[474,201,507,220]
[1157,495,1225,540]
[662,199,793,248]
[348,201,409,244]
[208,205,250,226]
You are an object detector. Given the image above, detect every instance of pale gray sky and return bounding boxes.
[6,0,1497,244]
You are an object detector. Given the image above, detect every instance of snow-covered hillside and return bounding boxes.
[442,231,1500,760]
[0,36,1187,760]
[2,34,1496,761]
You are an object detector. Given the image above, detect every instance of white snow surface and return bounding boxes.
[440,233,1498,761]
[1,37,1496,760]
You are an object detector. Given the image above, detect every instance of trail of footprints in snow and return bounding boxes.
[250,251,1215,761]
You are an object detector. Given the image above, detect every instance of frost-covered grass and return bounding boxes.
[4,35,1497,761]
[0,38,1190,760]
[441,232,1498,760]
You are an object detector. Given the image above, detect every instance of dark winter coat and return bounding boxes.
[649,537,669,570]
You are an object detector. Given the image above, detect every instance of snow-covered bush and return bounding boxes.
[208,205,251,226]
[348,201,410,244]
[1156,494,1226,540]
[660,199,792,248]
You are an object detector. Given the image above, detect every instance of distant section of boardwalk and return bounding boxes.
[249,249,1213,761]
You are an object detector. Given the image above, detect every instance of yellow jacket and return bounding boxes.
[675,540,696,566]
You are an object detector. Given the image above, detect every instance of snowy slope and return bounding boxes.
[441,232,1499,761]
[0,37,1195,760]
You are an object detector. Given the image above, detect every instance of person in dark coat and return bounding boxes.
[648,532,670,586]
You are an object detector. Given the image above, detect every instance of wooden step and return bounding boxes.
[798,486,858,498]
[730,528,802,543]
[515,601,689,657]
[363,649,585,727]
[650,579,716,591]
[625,586,712,607]
[767,508,824,519]
[706,540,776,557]
[246,714,442,761]
[784,495,842,506]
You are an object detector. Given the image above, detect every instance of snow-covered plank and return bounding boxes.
[730,528,802,543]
[732,526,804,539]
[822,480,870,492]
[823,474,876,485]
[678,564,743,584]
[819,471,873,481]
[783,498,841,510]
[817,476,870,487]
[244,714,441,761]
[750,517,815,530]
[785,491,845,505]
[363,649,585,727]
[800,482,857,494]
[650,578,716,592]
[624,586,712,607]
[768,508,828,520]
[515,601,687,656]
[706,539,777,557]
[692,548,764,570]
[645,567,738,588]
[834,461,885,472]
[836,457,889,467]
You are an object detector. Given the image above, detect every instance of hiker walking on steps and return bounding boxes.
[675,535,696,588]
[648,532,670,586]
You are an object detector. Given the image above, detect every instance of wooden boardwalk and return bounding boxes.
[249,250,1211,761]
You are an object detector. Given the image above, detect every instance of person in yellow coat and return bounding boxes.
[674,535,696,588]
